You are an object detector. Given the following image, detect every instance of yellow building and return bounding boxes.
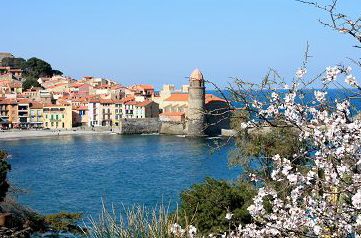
[43,105,72,129]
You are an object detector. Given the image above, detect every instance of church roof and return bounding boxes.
[189,68,204,81]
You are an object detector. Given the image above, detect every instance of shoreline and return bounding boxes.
[0,129,111,140]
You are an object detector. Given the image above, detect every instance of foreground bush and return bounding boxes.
[178,177,256,235]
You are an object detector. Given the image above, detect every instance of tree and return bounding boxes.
[51,69,63,76]
[22,78,41,90]
[0,57,26,68]
[178,177,256,235]
[22,57,53,78]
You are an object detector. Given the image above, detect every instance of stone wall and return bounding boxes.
[160,121,186,135]
[116,118,160,134]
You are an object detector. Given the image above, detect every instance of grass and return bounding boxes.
[84,202,179,238]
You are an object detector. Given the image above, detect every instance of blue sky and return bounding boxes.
[1,0,360,88]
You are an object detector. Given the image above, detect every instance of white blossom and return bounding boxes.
[324,66,341,82]
[225,212,233,220]
[314,90,327,102]
[296,67,307,79]
[345,74,358,87]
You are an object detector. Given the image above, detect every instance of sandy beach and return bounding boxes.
[0,129,111,140]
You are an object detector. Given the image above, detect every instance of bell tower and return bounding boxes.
[187,68,206,136]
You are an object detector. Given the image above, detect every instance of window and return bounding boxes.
[56,115,59,120]
[46,122,48,127]
[51,122,54,126]
[62,122,64,128]
[56,122,58,127]
[62,114,64,118]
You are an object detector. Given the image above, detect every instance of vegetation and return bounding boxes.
[178,177,256,235]
[1,56,63,90]
[44,212,83,234]
[22,57,53,78]
[0,57,26,68]
[0,151,10,202]
[22,78,41,90]
[85,204,175,238]
[229,125,308,181]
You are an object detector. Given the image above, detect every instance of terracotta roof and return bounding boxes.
[89,98,114,104]
[73,105,88,110]
[17,98,30,104]
[136,100,154,107]
[164,93,188,101]
[100,99,114,104]
[125,100,153,107]
[111,85,122,90]
[0,98,17,105]
[164,93,226,104]
[30,102,44,109]
[205,94,227,104]
[160,112,185,116]
[95,85,111,89]
[131,84,154,91]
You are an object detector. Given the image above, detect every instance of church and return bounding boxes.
[157,69,231,136]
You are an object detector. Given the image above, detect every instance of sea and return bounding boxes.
[1,134,239,218]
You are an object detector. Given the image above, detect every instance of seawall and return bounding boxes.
[114,118,161,134]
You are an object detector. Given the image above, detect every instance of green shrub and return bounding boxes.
[178,177,256,235]
[44,212,82,234]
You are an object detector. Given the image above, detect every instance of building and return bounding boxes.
[130,84,155,98]
[23,87,43,101]
[88,99,114,127]
[17,98,31,128]
[29,102,44,128]
[159,69,230,136]
[43,105,72,129]
[123,100,159,119]
[186,69,206,136]
[72,105,88,127]
[0,80,22,95]
[0,98,18,128]
[113,97,134,126]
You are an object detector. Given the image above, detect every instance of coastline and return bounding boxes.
[0,129,111,140]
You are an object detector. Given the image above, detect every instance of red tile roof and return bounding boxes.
[164,93,226,104]
[160,112,185,116]
[131,84,154,91]
[125,100,154,107]
[30,102,44,109]
[164,93,188,101]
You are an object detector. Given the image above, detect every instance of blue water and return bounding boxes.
[0,134,239,217]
